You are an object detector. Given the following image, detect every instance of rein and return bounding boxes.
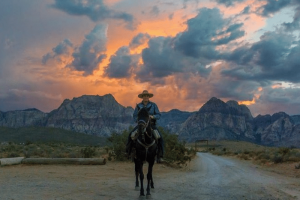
[137,139,155,162]
[136,107,155,161]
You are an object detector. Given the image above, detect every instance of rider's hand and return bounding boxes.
[150,115,154,119]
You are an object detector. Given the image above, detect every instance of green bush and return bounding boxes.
[272,154,283,163]
[107,128,129,161]
[80,146,96,158]
[106,126,196,165]
[158,127,196,165]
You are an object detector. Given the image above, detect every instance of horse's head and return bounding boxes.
[137,107,150,133]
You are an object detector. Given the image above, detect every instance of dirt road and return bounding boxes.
[0,153,300,200]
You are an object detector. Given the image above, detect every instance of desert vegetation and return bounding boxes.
[106,126,197,166]
[0,141,105,159]
[0,126,196,167]
[195,140,300,168]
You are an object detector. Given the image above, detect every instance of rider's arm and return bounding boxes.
[152,103,161,120]
[133,104,139,122]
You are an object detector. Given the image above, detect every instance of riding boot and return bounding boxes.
[126,138,133,159]
[156,139,164,163]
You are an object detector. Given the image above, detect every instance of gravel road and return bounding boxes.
[0,153,300,200]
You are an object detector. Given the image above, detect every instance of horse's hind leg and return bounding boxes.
[146,160,154,198]
[134,159,139,190]
[138,161,145,196]
[151,175,154,189]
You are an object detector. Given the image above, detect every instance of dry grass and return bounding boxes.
[188,140,300,168]
[0,142,107,159]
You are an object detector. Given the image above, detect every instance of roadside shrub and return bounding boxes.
[279,147,290,156]
[243,150,250,154]
[107,126,196,165]
[81,146,96,158]
[272,155,283,163]
[107,129,129,161]
[240,154,249,160]
[159,127,196,166]
[8,152,20,158]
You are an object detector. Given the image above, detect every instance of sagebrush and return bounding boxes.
[106,126,196,166]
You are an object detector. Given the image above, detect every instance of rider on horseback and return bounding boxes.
[126,90,164,162]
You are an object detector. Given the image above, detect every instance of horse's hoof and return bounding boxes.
[146,194,151,199]
[135,186,140,191]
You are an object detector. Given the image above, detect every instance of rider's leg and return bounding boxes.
[151,126,164,162]
[126,125,138,155]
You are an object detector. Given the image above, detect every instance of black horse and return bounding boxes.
[133,107,157,198]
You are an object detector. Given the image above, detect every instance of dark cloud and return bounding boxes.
[129,33,151,49]
[70,24,107,76]
[213,78,261,101]
[42,39,73,64]
[249,86,300,116]
[43,24,107,76]
[52,0,137,30]
[282,6,300,31]
[135,36,212,84]
[174,8,244,58]
[222,31,300,83]
[0,88,62,112]
[215,0,246,7]
[114,8,244,84]
[258,0,292,17]
[241,6,250,14]
[104,46,139,78]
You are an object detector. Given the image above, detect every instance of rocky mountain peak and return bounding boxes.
[271,112,290,122]
[199,97,228,113]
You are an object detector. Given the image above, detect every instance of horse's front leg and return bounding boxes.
[146,160,154,198]
[138,160,145,196]
[135,159,139,190]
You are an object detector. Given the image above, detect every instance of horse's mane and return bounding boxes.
[138,107,149,119]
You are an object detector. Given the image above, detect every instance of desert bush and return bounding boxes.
[239,154,249,160]
[243,150,250,154]
[279,147,290,156]
[106,126,196,165]
[159,127,196,165]
[272,154,283,163]
[81,146,96,158]
[8,152,20,158]
[107,128,129,161]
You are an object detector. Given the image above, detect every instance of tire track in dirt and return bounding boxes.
[0,153,299,200]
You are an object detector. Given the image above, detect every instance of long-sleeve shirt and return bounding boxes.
[133,101,161,122]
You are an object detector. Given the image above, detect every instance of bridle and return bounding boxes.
[137,108,155,161]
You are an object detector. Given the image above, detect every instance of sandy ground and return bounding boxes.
[0,153,300,200]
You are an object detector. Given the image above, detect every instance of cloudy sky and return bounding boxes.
[1,0,300,116]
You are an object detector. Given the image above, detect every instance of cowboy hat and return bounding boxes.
[138,90,154,98]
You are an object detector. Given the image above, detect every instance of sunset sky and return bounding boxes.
[1,0,300,116]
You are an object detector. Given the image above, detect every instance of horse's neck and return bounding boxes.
[144,126,153,143]
[139,127,153,144]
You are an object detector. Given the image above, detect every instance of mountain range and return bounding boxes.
[0,94,299,147]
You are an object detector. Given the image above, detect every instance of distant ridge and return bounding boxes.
[0,95,299,147]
